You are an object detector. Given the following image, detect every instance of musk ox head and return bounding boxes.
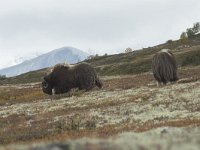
[42,73,54,95]
[42,63,102,95]
[152,49,178,85]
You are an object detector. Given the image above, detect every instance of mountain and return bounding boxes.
[13,52,42,65]
[0,47,89,77]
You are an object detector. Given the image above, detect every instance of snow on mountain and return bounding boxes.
[0,47,89,77]
[0,52,42,69]
[14,52,42,65]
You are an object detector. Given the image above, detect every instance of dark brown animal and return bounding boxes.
[42,62,102,95]
[152,49,178,85]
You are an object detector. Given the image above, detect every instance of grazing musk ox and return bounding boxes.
[42,62,103,95]
[152,49,178,85]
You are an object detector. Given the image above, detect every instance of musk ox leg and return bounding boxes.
[157,81,167,87]
[156,82,164,87]
[162,81,167,86]
[86,85,95,91]
[170,75,178,83]
[95,78,103,89]
[169,80,178,85]
[78,86,83,90]
[78,85,87,91]
[79,84,94,91]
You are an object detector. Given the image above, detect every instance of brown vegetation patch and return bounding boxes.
[11,118,200,145]
[0,88,48,106]
[102,74,154,90]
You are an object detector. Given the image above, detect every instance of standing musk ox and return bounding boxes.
[152,49,178,85]
[42,62,103,95]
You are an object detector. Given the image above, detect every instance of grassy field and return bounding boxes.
[0,65,200,149]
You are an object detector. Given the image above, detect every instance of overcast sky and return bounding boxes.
[0,0,200,68]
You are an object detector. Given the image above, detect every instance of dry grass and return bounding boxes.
[102,74,154,91]
[0,87,48,106]
[0,67,200,145]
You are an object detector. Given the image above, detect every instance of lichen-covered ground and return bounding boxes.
[0,70,200,149]
[5,126,200,150]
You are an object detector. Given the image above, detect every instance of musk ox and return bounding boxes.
[42,62,103,95]
[152,49,178,85]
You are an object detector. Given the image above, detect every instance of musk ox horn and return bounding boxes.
[42,81,48,89]
[152,49,178,85]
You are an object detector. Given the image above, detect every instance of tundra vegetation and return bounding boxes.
[0,65,200,149]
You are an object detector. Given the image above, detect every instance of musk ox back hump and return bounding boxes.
[152,49,178,84]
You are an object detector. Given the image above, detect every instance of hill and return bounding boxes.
[0,47,88,77]
[86,34,200,75]
[1,34,200,84]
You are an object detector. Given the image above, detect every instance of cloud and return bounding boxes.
[0,0,200,67]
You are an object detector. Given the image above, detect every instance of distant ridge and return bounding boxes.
[0,47,89,77]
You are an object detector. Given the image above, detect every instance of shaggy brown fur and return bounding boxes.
[42,62,103,95]
[152,49,178,85]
